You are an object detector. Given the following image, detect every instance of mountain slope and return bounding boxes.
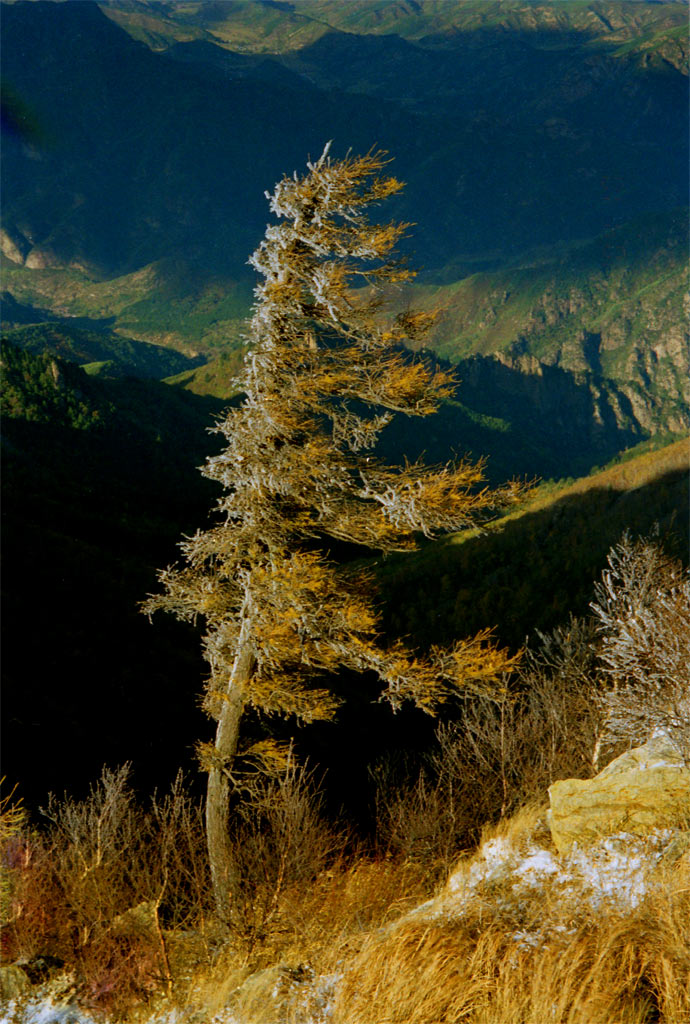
[377,435,689,651]
[1,340,228,805]
[2,0,686,279]
[0,320,203,378]
[409,209,690,437]
[1,1,687,489]
[103,0,689,68]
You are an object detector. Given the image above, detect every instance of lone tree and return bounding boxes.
[145,145,520,920]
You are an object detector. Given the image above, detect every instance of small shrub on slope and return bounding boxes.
[591,530,690,762]
[2,767,211,1017]
[375,616,603,873]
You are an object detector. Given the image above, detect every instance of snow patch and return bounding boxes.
[446,827,675,914]
[1,998,99,1024]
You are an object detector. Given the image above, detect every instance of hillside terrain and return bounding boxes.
[1,0,688,808]
[1,341,226,805]
[1,8,689,1010]
[2,339,687,811]
[378,435,689,650]
[1,320,203,378]
[1,337,688,1020]
[1,0,687,478]
[3,0,686,282]
[102,0,689,67]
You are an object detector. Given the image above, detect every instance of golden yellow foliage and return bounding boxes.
[143,144,525,917]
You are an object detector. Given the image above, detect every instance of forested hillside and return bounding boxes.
[2,321,202,379]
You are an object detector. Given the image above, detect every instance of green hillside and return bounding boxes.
[2,0,686,473]
[408,209,690,436]
[0,259,254,354]
[1,338,224,438]
[104,0,689,68]
[414,210,688,356]
[0,320,203,378]
[3,0,685,280]
[378,435,690,651]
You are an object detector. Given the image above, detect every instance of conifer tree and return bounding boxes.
[145,145,520,920]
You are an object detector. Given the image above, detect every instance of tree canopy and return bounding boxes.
[144,144,522,918]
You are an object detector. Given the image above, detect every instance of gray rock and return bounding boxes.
[548,733,690,854]
[0,963,30,1001]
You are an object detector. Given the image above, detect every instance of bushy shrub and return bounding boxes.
[376,528,690,869]
[2,766,210,1015]
[375,616,603,871]
[225,758,348,953]
[591,530,690,760]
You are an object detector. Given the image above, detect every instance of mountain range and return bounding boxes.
[2,1,683,448]
[1,0,688,804]
[1,0,688,478]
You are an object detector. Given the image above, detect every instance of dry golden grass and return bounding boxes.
[180,806,690,1024]
[186,855,432,1018]
[330,845,690,1024]
[9,778,688,1024]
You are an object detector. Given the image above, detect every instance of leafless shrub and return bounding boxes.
[591,530,690,760]
[4,766,211,1015]
[372,759,469,875]
[375,618,603,869]
[227,757,348,953]
[150,772,211,931]
[523,615,608,774]
[39,765,143,945]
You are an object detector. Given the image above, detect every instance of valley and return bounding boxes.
[1,6,689,1019]
[2,0,687,478]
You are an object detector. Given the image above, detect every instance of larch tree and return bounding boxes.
[144,145,521,921]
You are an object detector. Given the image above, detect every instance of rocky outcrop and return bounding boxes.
[0,964,30,1001]
[0,227,30,265]
[548,733,690,854]
[24,247,63,270]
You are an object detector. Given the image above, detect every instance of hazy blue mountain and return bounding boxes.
[2,0,686,280]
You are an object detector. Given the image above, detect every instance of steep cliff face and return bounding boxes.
[456,350,644,465]
[495,330,689,438]
[421,212,689,439]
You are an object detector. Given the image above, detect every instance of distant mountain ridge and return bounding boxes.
[100,0,689,67]
[1,321,203,379]
[1,0,687,477]
[2,0,685,277]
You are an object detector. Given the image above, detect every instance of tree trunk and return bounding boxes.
[205,621,255,923]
